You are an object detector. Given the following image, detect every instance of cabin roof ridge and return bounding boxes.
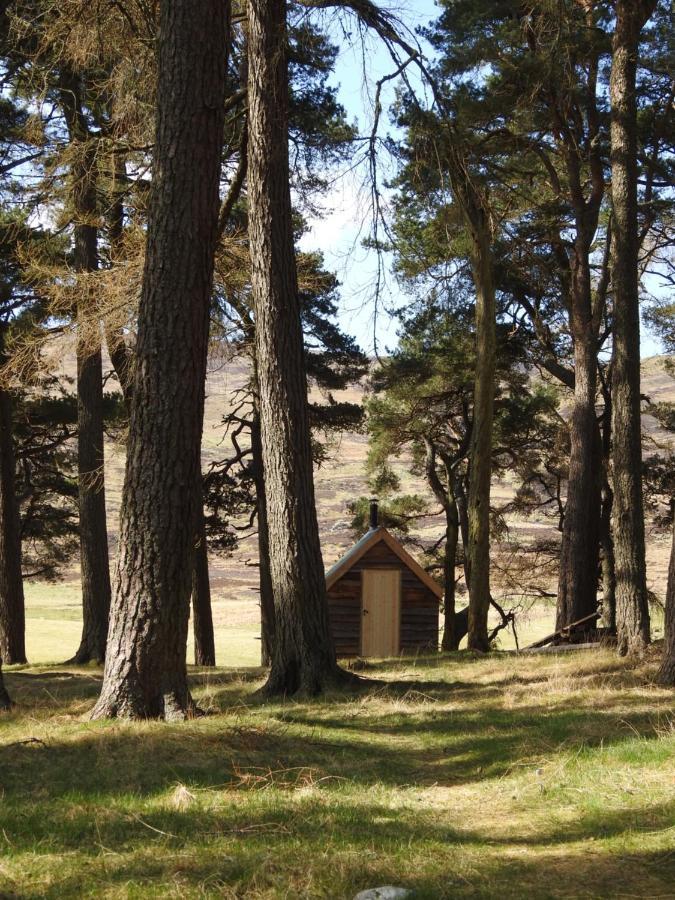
[325,525,443,599]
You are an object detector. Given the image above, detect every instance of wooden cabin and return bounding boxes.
[325,502,441,658]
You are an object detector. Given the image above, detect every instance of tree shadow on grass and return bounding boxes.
[1,692,670,803]
[1,666,674,898]
[1,788,673,898]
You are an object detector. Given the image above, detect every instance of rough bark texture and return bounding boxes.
[610,0,654,655]
[440,509,459,652]
[456,475,471,589]
[91,0,228,720]
[0,656,11,710]
[61,85,112,665]
[656,515,675,685]
[556,293,601,630]
[466,232,496,651]
[0,360,25,665]
[192,505,216,666]
[598,396,616,632]
[247,0,342,695]
[251,405,275,667]
[599,474,617,632]
[550,9,605,632]
[423,440,460,652]
[105,153,134,406]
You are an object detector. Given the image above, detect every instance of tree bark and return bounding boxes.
[73,324,111,664]
[598,392,616,632]
[456,473,471,589]
[192,504,216,667]
[466,230,496,651]
[91,0,228,719]
[548,6,605,634]
[441,506,460,652]
[105,153,134,406]
[61,83,112,665]
[0,345,25,665]
[656,512,675,685]
[247,0,343,695]
[0,656,10,710]
[556,297,602,630]
[423,439,460,652]
[251,403,275,666]
[609,0,655,655]
[599,474,617,633]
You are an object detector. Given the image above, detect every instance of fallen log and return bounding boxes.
[523,612,601,651]
[522,641,601,655]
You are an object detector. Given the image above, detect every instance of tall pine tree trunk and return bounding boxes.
[598,397,616,632]
[105,153,134,405]
[247,0,342,695]
[0,342,25,664]
[192,504,216,666]
[61,86,112,665]
[441,506,459,652]
[456,474,471,589]
[0,656,10,710]
[600,476,617,632]
[556,264,602,631]
[656,510,675,685]
[548,9,605,633]
[91,0,228,720]
[609,0,654,655]
[423,440,459,652]
[466,231,496,651]
[251,404,275,666]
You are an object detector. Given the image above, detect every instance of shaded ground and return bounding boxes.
[1,648,673,898]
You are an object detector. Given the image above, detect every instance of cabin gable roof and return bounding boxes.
[325,526,443,600]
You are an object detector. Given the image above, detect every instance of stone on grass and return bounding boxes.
[353,888,412,900]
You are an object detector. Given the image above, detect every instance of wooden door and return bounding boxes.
[361,569,401,657]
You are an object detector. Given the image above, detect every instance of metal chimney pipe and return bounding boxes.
[369,498,379,530]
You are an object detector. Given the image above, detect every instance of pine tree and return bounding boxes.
[208,250,366,665]
[363,299,561,649]
[609,0,658,655]
[247,0,349,694]
[59,76,112,664]
[91,0,228,719]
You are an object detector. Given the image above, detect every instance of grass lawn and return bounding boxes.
[22,582,261,668]
[22,580,596,669]
[1,648,673,898]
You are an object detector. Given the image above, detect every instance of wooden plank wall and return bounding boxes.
[326,540,439,657]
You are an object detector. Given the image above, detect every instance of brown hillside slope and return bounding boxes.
[24,351,674,662]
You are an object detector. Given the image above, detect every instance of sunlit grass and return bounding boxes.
[22,580,575,668]
[1,648,673,898]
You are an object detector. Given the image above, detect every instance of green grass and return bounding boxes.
[1,649,674,898]
[22,580,578,668]
[23,582,261,667]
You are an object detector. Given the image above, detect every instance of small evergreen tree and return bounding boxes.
[359,299,561,649]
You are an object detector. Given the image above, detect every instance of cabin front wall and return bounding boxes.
[326,541,439,657]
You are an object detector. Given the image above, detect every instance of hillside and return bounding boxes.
[23,352,675,665]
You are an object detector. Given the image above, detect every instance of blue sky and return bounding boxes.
[298,0,437,355]
[298,0,667,360]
